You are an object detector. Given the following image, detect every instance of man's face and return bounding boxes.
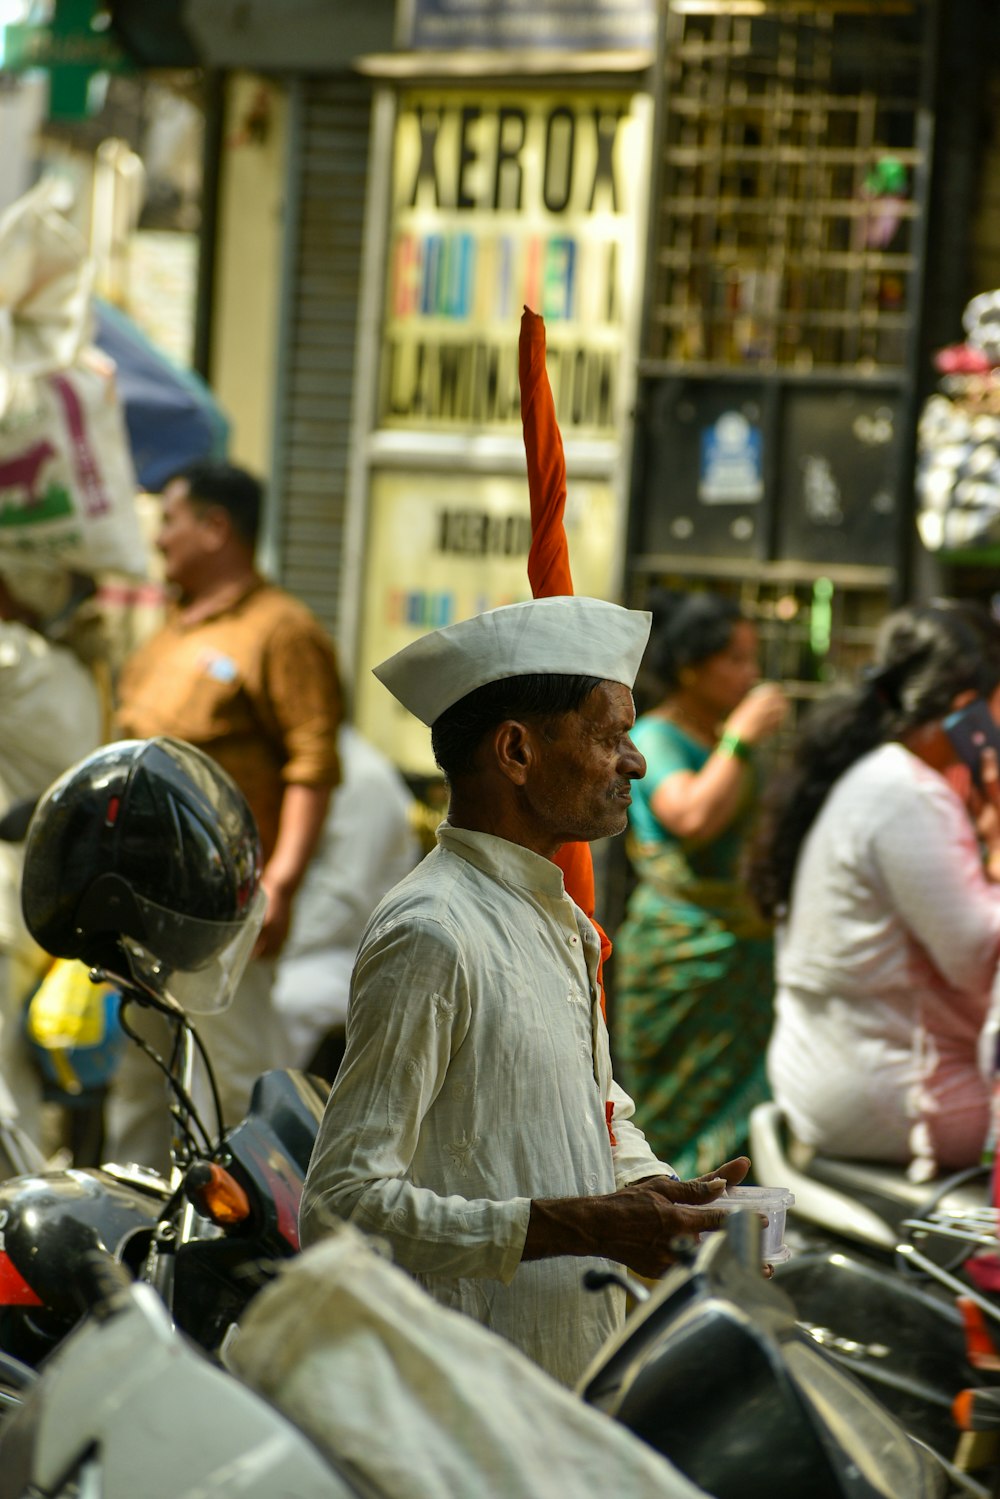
[156,480,214,591]
[528,680,646,846]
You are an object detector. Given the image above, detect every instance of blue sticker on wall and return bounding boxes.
[699,412,763,505]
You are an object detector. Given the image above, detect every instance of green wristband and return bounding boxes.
[718,729,751,763]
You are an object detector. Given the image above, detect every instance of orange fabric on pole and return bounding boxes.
[519,306,594,920]
[519,307,613,1013]
[520,306,574,600]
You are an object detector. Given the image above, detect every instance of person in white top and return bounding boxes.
[272,723,421,1070]
[0,570,103,1148]
[746,600,1000,1179]
[300,596,751,1387]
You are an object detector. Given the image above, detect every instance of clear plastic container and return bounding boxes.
[710,1185,796,1263]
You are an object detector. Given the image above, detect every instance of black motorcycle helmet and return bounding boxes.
[21,737,265,1013]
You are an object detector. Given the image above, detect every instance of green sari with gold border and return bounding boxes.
[611,716,774,1178]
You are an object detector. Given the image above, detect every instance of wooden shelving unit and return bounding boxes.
[646,5,929,372]
[625,0,937,720]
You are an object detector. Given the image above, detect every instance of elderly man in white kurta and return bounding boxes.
[300,597,748,1387]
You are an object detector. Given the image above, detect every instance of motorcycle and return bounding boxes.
[749,1098,1000,1490]
[0,963,328,1370]
[0,735,331,1374]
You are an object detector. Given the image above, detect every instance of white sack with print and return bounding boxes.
[229,1224,707,1499]
[0,180,146,576]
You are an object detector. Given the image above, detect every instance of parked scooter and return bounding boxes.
[0,737,327,1371]
[749,1099,1000,1485]
[0,1249,360,1499]
[0,1200,969,1499]
[578,1211,954,1498]
[224,1201,958,1498]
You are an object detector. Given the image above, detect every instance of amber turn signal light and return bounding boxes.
[184,1161,251,1226]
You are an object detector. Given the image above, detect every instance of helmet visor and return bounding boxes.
[120,886,267,1014]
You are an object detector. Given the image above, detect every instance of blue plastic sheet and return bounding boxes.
[92,298,229,490]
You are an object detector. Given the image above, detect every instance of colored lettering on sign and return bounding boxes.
[387,589,454,629]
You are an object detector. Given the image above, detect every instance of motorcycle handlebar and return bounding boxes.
[57,1221,134,1318]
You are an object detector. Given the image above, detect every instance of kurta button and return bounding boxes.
[569,934,579,946]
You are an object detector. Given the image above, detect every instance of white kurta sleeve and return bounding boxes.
[608,1078,680,1185]
[871,776,1000,1008]
[299,912,530,1283]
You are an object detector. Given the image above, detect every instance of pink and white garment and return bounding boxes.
[768,741,1000,1176]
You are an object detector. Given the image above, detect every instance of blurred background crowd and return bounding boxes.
[2,1,1000,1185]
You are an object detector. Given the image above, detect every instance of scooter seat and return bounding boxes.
[749,1099,989,1251]
[805,1152,986,1234]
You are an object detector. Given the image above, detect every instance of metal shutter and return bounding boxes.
[270,74,371,638]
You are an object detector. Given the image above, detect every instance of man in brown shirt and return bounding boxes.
[110,461,342,1166]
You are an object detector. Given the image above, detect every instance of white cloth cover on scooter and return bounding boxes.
[230,1225,708,1499]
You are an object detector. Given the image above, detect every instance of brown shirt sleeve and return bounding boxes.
[261,606,342,788]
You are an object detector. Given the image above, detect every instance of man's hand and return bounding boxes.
[524,1156,751,1279]
[254,782,332,958]
[692,1155,751,1188]
[974,748,1000,882]
[725,683,788,747]
[254,872,293,959]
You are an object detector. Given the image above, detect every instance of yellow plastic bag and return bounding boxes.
[23,957,124,1096]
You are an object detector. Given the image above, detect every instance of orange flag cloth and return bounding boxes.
[518,306,615,1034]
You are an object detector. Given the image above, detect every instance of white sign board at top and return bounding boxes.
[406,0,656,52]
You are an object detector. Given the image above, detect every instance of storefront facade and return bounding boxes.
[351,70,654,771]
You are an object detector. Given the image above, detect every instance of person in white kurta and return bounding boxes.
[301,825,673,1386]
[301,597,749,1387]
[768,740,1000,1172]
[0,610,103,1144]
[747,599,1000,1180]
[272,724,420,1067]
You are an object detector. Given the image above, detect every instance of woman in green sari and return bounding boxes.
[612,590,788,1178]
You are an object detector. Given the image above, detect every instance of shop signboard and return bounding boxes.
[354,84,647,768]
[356,470,618,774]
[406,0,656,52]
[378,88,645,439]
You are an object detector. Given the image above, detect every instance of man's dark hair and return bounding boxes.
[431,673,603,781]
[167,460,263,547]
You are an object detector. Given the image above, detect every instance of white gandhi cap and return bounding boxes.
[373,596,653,727]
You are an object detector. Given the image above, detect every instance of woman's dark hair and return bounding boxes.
[745,599,1000,920]
[431,673,603,782]
[644,588,744,690]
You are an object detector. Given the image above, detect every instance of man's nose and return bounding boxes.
[623,740,646,780]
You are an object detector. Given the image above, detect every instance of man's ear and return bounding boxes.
[493,719,537,786]
[199,504,232,554]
